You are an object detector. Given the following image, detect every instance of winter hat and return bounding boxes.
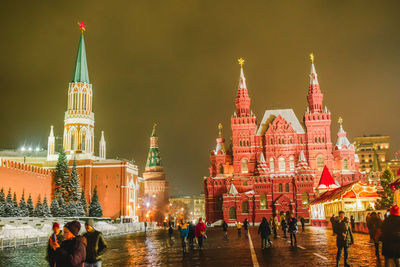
[85,218,95,228]
[52,222,60,229]
[390,205,400,216]
[65,221,81,236]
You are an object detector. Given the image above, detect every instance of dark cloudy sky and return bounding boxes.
[0,1,399,195]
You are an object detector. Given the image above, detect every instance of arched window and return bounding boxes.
[300,137,303,144]
[316,155,324,171]
[71,134,75,150]
[82,93,86,110]
[279,157,285,172]
[242,201,249,214]
[219,164,224,174]
[278,139,281,144]
[270,138,274,145]
[81,134,86,151]
[343,159,348,170]
[270,158,275,172]
[229,207,236,219]
[289,157,295,172]
[260,194,267,210]
[315,137,318,143]
[241,159,248,173]
[318,137,321,143]
[279,183,283,192]
[74,93,77,109]
[322,137,325,143]
[289,138,293,144]
[282,138,285,144]
[302,192,310,207]
[285,183,289,192]
[239,140,242,146]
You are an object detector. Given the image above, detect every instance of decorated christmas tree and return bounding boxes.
[58,195,67,217]
[3,189,14,217]
[54,148,69,199]
[34,196,44,217]
[27,194,35,217]
[68,159,80,201]
[42,196,51,217]
[80,189,88,216]
[376,168,395,209]
[19,191,29,217]
[89,186,103,217]
[50,196,60,217]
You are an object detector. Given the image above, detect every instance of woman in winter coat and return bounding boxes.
[270,215,279,238]
[195,218,207,249]
[53,221,87,267]
[381,205,400,266]
[258,217,271,249]
[335,211,354,267]
[368,212,382,259]
[288,213,298,246]
[178,221,189,253]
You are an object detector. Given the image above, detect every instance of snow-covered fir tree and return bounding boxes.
[54,148,69,199]
[67,200,78,217]
[76,199,85,216]
[89,186,103,217]
[34,196,44,217]
[42,196,51,217]
[0,188,5,217]
[58,195,67,217]
[50,197,60,217]
[27,194,35,217]
[68,159,80,202]
[3,189,14,217]
[0,188,5,202]
[19,191,29,217]
[12,192,19,217]
[80,189,88,216]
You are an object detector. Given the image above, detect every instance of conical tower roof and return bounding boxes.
[72,34,90,83]
[317,166,339,190]
[146,123,162,168]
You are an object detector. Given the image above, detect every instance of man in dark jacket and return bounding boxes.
[47,222,64,267]
[188,222,196,249]
[258,217,271,249]
[381,205,400,267]
[335,211,354,267]
[83,219,108,266]
[330,214,336,235]
[288,213,298,246]
[53,220,87,267]
[369,212,382,259]
[243,219,250,238]
[222,220,228,240]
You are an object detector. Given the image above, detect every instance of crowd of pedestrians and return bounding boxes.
[46,219,108,267]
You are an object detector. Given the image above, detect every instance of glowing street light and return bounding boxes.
[28,147,32,151]
[35,147,40,152]
[146,202,150,208]
[20,147,25,151]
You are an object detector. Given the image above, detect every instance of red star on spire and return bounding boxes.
[78,21,86,32]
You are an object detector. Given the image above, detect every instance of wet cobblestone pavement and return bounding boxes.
[0,226,383,266]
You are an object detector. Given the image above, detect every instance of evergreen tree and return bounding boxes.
[19,191,29,217]
[67,200,78,217]
[3,189,14,217]
[0,188,4,217]
[89,186,103,217]
[12,192,19,217]
[54,148,69,199]
[34,195,44,217]
[376,168,395,209]
[50,196,60,217]
[68,160,80,202]
[58,195,67,217]
[0,188,5,202]
[27,194,35,217]
[76,199,85,217]
[80,189,88,216]
[42,196,51,217]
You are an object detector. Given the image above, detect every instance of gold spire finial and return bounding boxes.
[310,53,314,64]
[218,123,223,138]
[153,123,157,130]
[338,116,343,125]
[238,58,245,68]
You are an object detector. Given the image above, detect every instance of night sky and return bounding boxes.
[0,1,399,196]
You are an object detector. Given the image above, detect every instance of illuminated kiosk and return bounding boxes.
[310,181,379,229]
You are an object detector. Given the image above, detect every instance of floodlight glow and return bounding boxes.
[28,147,32,151]
[21,147,25,151]
[35,147,40,152]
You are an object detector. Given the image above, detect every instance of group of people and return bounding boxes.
[46,219,107,267]
[222,218,250,239]
[330,205,400,267]
[169,218,207,253]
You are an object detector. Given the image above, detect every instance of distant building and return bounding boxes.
[353,135,390,173]
[169,194,205,221]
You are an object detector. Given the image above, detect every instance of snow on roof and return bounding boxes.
[257,109,305,136]
[228,183,239,195]
[335,125,352,149]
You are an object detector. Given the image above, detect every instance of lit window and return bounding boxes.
[279,157,285,172]
[289,157,295,172]
[343,159,348,170]
[260,194,267,209]
[270,158,275,172]
[316,156,324,171]
[241,159,248,173]
[242,201,249,214]
[279,183,283,192]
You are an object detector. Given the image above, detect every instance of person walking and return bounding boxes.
[47,222,64,267]
[381,205,400,267]
[178,220,189,253]
[195,218,207,249]
[369,212,382,260]
[168,225,173,240]
[288,213,298,246]
[243,219,250,238]
[144,221,147,233]
[236,221,242,238]
[53,220,87,267]
[366,212,373,243]
[222,220,228,240]
[335,211,354,267]
[281,217,288,238]
[350,215,355,232]
[258,217,271,249]
[330,214,336,235]
[270,215,279,238]
[300,217,305,232]
[83,219,108,267]
[188,221,196,249]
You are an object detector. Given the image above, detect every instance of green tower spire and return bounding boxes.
[146,123,162,168]
[72,34,90,83]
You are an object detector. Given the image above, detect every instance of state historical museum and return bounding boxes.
[204,56,365,224]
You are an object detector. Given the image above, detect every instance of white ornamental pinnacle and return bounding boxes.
[99,130,106,160]
[47,125,55,158]
[309,53,319,85]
